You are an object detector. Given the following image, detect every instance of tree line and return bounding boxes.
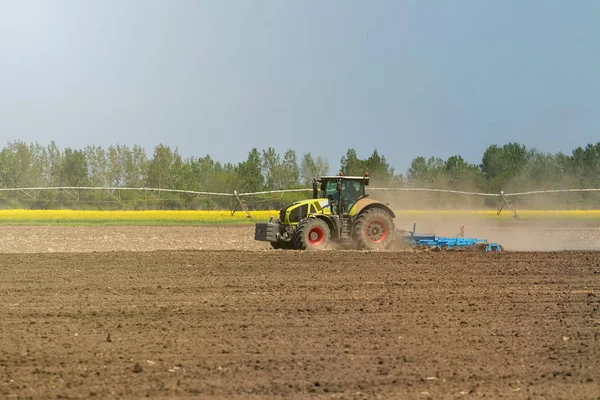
[0,140,599,209]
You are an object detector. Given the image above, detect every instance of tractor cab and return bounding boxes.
[312,173,369,214]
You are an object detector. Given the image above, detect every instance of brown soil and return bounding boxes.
[0,226,267,253]
[1,221,599,254]
[0,228,599,398]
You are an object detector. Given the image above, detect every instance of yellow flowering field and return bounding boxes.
[0,209,598,225]
[0,210,280,225]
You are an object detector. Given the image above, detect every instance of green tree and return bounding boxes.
[106,145,124,187]
[481,142,532,192]
[30,142,51,186]
[340,148,364,176]
[0,140,49,187]
[281,149,300,188]
[27,142,48,187]
[170,148,183,190]
[261,147,283,190]
[216,161,242,194]
[259,148,300,190]
[364,149,394,185]
[407,156,446,187]
[444,155,484,191]
[178,157,201,192]
[569,142,600,188]
[46,141,62,186]
[198,155,218,191]
[147,144,174,189]
[59,148,89,186]
[0,147,17,187]
[407,156,428,184]
[238,148,264,193]
[85,145,108,186]
[11,141,33,187]
[300,152,329,185]
[122,145,148,187]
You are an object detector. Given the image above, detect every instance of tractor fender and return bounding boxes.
[311,214,338,240]
[350,198,396,219]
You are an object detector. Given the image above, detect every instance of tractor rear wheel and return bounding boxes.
[293,218,331,250]
[353,208,395,250]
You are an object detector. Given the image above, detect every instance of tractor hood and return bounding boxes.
[278,198,332,225]
[280,198,332,214]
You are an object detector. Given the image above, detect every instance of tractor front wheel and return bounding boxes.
[353,208,395,250]
[293,218,331,250]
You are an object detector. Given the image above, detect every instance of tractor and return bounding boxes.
[254,173,396,250]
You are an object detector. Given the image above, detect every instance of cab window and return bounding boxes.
[322,181,338,199]
[342,181,362,211]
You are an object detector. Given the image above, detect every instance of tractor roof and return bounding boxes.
[317,175,369,181]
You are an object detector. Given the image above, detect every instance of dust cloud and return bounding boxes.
[376,190,600,252]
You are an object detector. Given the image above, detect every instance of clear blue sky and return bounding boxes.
[1,0,598,175]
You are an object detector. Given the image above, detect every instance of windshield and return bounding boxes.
[320,180,363,213]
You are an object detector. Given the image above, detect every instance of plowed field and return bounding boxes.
[0,226,599,399]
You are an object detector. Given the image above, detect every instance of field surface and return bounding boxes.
[2,209,600,226]
[1,225,599,399]
[1,217,600,252]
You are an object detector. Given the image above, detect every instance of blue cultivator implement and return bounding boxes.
[399,223,503,252]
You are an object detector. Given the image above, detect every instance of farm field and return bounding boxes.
[1,246,599,399]
[0,224,599,399]
[2,209,600,226]
[1,215,600,252]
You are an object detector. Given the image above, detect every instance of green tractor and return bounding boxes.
[254,173,396,250]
